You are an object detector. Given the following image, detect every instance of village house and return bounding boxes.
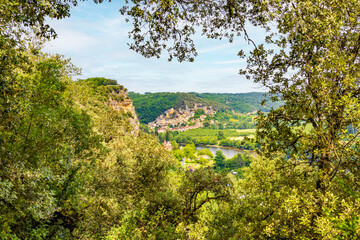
[162,140,172,150]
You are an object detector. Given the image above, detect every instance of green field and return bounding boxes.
[177,128,256,139]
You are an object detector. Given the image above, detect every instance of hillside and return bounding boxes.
[128,92,229,124]
[196,92,282,113]
[78,77,140,134]
[129,92,281,124]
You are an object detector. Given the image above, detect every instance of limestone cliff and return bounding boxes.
[109,89,140,134]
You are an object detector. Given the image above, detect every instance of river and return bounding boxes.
[196,145,244,159]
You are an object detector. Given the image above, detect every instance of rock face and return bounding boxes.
[109,89,140,134]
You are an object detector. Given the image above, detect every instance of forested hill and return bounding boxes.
[128,92,230,124]
[129,92,281,124]
[196,92,282,113]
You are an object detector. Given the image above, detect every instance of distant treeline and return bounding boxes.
[196,92,282,113]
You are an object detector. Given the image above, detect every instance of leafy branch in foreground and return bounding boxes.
[120,0,266,62]
[123,0,360,238]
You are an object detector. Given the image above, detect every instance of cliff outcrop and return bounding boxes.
[109,89,140,134]
[74,77,140,136]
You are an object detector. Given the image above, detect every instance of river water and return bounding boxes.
[196,145,243,159]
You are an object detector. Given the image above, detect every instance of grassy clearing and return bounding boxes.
[229,136,245,141]
[235,129,257,134]
[184,159,214,169]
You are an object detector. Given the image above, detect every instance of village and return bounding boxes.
[148,104,216,133]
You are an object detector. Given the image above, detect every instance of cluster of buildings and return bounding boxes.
[162,140,172,150]
[148,104,216,133]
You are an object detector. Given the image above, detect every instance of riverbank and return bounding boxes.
[197,144,256,154]
[196,144,244,151]
[195,145,256,159]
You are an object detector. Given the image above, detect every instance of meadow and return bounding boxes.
[177,128,256,139]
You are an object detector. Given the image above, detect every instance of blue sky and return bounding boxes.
[44,1,266,93]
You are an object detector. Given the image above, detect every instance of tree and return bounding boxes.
[122,0,360,238]
[203,121,210,128]
[226,153,251,170]
[0,52,101,239]
[171,140,180,150]
[183,143,196,160]
[242,1,360,238]
[199,148,213,158]
[217,130,226,140]
[4,0,360,238]
[120,0,265,62]
[61,78,179,239]
[0,1,113,237]
[0,2,190,238]
[178,169,230,222]
[174,149,185,161]
[165,130,173,141]
[214,150,226,171]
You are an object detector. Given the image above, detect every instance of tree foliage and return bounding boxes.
[122,0,360,238]
[198,92,282,113]
[1,1,222,238]
[246,0,360,237]
[120,0,266,62]
[3,0,360,238]
[0,52,101,238]
[214,150,226,170]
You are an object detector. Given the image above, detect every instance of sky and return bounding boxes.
[44,1,267,93]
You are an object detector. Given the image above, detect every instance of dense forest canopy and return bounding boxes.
[1,0,360,239]
[197,92,282,112]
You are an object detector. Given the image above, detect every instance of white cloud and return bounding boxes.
[44,28,99,53]
[197,43,233,54]
[211,59,247,65]
[42,1,266,93]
